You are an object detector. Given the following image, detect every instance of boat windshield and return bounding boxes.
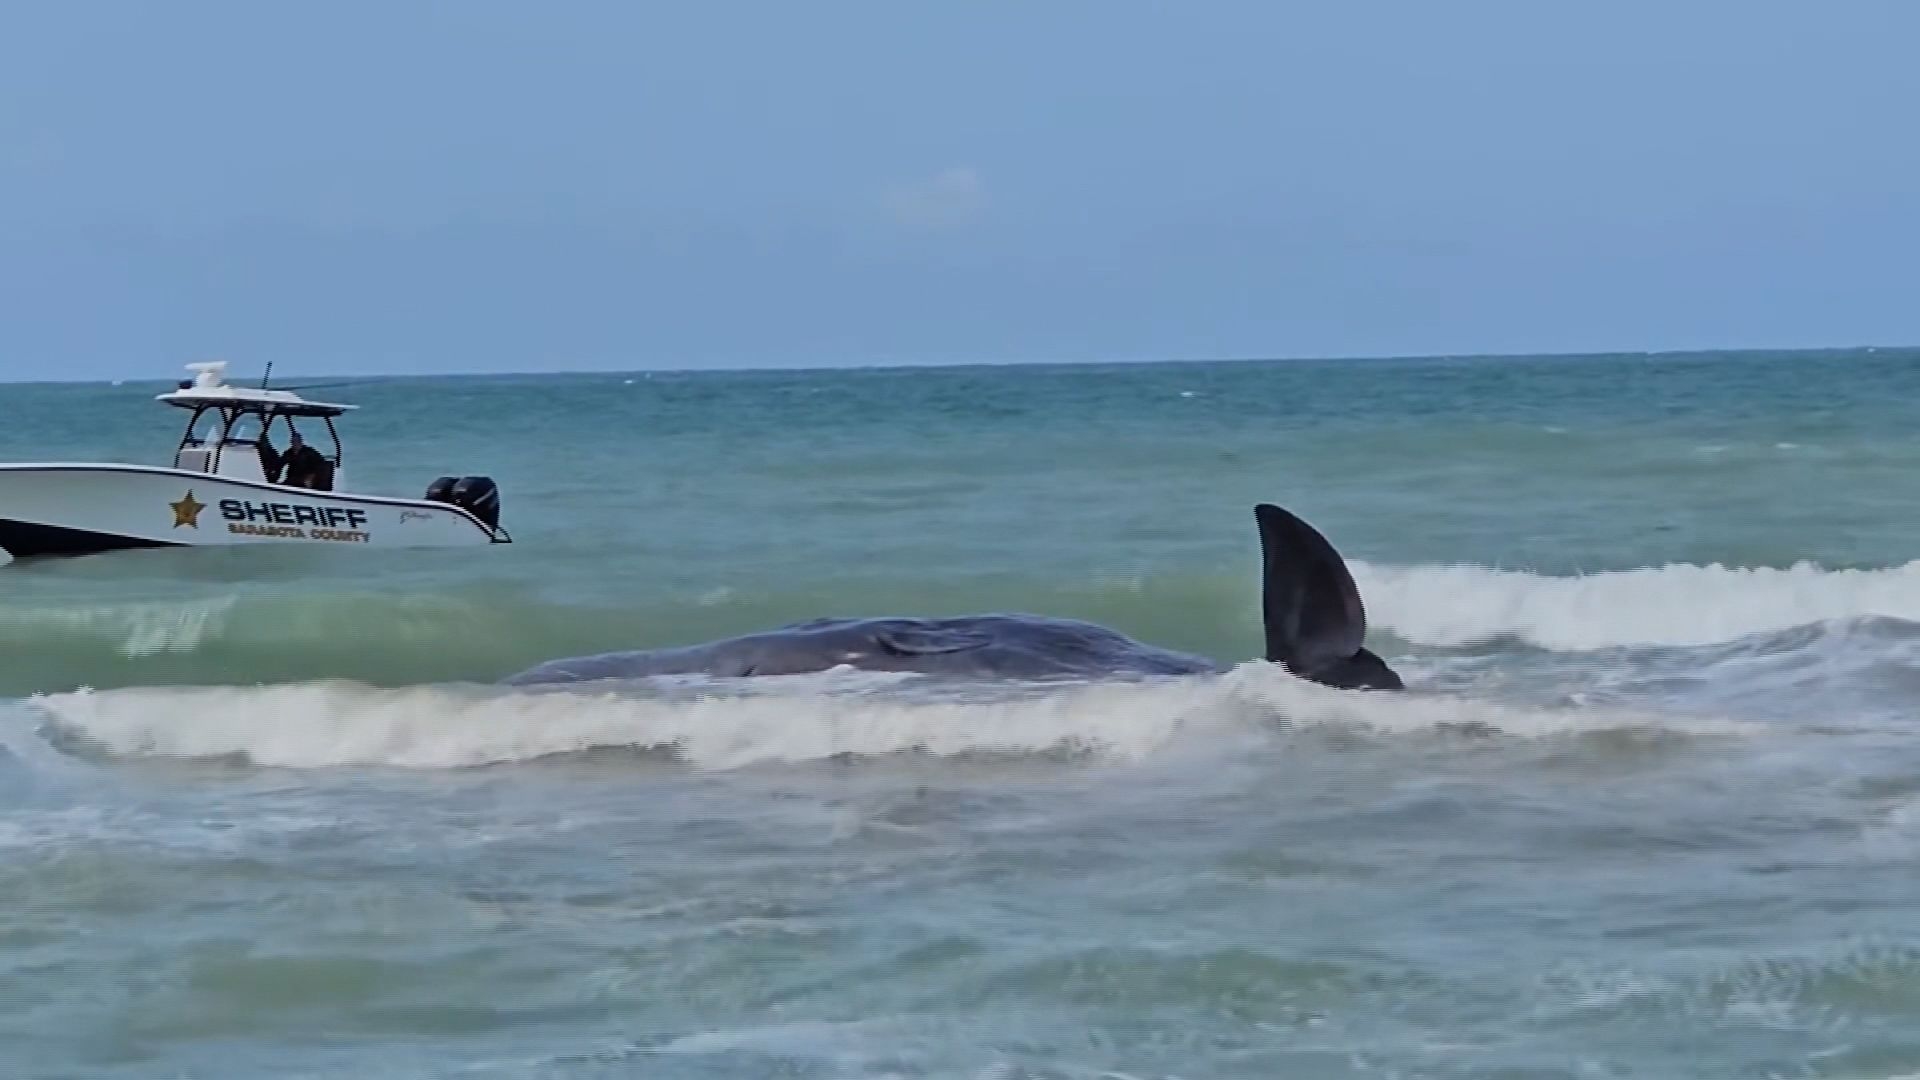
[180,406,273,448]
[184,408,223,448]
[225,411,265,445]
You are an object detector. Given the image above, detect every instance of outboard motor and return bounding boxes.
[450,476,501,530]
[422,475,503,531]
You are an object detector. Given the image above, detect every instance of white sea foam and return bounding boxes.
[29,662,1704,771]
[1352,559,1920,651]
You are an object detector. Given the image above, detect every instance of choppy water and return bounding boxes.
[4,348,1920,1078]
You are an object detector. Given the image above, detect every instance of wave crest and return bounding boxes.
[6,556,1918,703]
[27,664,1695,772]
[1354,559,1920,651]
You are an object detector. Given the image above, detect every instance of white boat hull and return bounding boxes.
[0,464,507,560]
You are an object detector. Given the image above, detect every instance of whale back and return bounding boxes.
[501,503,1403,691]
[1254,502,1401,690]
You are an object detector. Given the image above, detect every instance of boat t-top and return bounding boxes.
[0,360,511,564]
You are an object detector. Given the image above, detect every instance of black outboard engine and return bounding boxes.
[423,475,502,530]
[450,476,501,530]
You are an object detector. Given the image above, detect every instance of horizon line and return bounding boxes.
[0,341,1910,388]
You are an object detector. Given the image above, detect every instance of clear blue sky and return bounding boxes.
[3,1,1917,380]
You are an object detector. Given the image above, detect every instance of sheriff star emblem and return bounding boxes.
[170,490,205,528]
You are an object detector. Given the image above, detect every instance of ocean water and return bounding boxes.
[4,348,1920,1078]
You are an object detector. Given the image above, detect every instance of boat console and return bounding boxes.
[160,361,353,491]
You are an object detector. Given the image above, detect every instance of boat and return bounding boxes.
[0,360,512,564]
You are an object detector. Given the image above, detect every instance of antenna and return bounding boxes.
[261,361,275,390]
[276,379,371,393]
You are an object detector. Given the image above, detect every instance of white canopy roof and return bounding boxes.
[154,361,357,418]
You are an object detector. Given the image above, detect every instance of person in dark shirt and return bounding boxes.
[257,434,284,484]
[281,430,331,490]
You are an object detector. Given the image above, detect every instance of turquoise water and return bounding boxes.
[5,348,1920,1077]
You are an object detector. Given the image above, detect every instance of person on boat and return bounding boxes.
[280,430,332,490]
[257,432,284,484]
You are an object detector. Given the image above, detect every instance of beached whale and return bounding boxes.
[502,502,1403,691]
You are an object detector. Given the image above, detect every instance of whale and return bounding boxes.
[502,502,1404,691]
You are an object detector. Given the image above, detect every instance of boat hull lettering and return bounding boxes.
[218,498,370,530]
[0,464,504,562]
[0,359,509,565]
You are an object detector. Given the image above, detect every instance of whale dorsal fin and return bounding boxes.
[1253,502,1374,680]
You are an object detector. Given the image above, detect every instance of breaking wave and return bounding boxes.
[1352,559,1920,651]
[4,557,1920,700]
[0,596,240,658]
[26,663,1703,772]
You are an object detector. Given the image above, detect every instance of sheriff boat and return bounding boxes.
[0,361,512,564]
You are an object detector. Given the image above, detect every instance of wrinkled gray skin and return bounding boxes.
[503,502,1404,692]
[503,613,1221,684]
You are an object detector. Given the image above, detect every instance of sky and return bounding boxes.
[3,0,1919,380]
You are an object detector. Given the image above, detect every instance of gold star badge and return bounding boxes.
[170,490,205,528]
